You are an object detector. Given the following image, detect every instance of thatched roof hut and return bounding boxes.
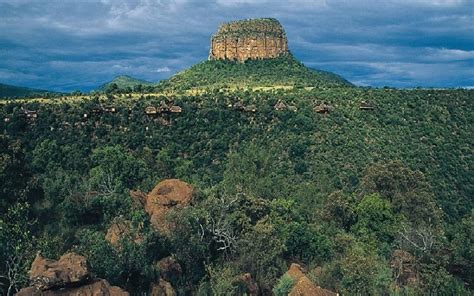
[359,101,375,110]
[314,103,332,114]
[169,106,182,113]
[274,100,287,111]
[145,106,158,115]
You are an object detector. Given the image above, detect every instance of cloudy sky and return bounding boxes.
[0,0,473,91]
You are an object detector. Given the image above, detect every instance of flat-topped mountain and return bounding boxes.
[209,18,289,62]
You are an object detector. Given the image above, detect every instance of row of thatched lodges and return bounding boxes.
[313,100,375,114]
[4,109,38,123]
[145,101,182,116]
[3,100,374,125]
[274,100,298,112]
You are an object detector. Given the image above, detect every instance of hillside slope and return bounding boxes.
[1,87,472,294]
[0,82,53,98]
[98,75,153,92]
[157,54,352,91]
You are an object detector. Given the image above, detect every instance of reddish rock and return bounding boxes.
[144,179,194,232]
[285,263,338,296]
[29,253,90,290]
[209,18,289,63]
[16,252,128,295]
[150,279,176,296]
[286,263,306,282]
[16,279,128,296]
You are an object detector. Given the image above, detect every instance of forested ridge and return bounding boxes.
[1,86,473,295]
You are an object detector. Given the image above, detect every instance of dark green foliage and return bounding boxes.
[0,83,55,99]
[352,194,396,254]
[0,86,472,294]
[272,274,295,296]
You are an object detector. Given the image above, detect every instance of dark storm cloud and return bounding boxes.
[0,0,472,91]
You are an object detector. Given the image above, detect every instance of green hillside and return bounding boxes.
[1,87,472,294]
[0,82,53,98]
[157,54,352,92]
[98,75,153,92]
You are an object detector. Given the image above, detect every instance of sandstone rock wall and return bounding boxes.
[209,18,289,62]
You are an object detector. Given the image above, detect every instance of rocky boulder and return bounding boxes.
[29,253,90,290]
[16,279,128,296]
[144,179,194,232]
[16,252,128,296]
[285,263,338,296]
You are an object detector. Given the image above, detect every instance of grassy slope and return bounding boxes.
[157,54,353,91]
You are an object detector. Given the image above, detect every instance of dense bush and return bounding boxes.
[0,86,472,294]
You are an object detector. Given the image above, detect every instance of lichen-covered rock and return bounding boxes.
[209,18,289,62]
[29,253,90,290]
[16,279,128,296]
[145,179,194,232]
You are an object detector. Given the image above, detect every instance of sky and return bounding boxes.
[0,0,473,92]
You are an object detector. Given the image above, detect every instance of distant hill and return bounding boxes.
[0,83,53,98]
[98,75,153,92]
[157,54,352,92]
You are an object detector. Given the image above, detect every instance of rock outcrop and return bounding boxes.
[16,279,128,296]
[285,263,338,296]
[144,179,194,232]
[16,253,128,296]
[209,18,289,62]
[29,253,90,290]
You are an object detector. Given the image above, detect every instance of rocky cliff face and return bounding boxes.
[209,18,289,62]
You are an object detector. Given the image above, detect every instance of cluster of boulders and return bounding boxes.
[15,253,128,296]
[16,179,340,295]
[106,178,194,244]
